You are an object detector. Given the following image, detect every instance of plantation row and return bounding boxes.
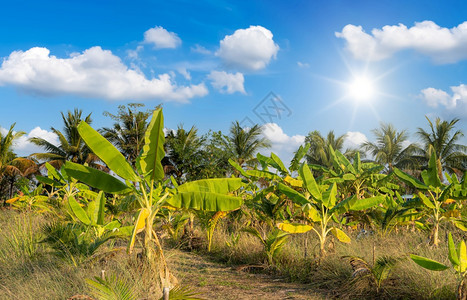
[1,107,467,299]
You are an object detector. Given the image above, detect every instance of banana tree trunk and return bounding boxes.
[458,275,466,300]
[431,220,440,246]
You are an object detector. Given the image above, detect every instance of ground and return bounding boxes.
[168,250,324,300]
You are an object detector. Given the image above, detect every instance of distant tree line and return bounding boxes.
[1,103,466,201]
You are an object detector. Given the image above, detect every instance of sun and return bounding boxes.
[348,76,375,102]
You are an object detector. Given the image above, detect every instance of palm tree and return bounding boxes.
[164,125,206,181]
[304,130,355,168]
[361,123,419,173]
[100,103,153,166]
[29,109,97,168]
[217,121,271,167]
[416,116,467,181]
[0,123,38,199]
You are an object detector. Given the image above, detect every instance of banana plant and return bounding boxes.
[228,148,310,225]
[67,190,131,238]
[35,162,98,209]
[63,108,244,290]
[393,152,467,246]
[159,209,190,243]
[411,232,467,300]
[343,255,403,294]
[6,184,50,212]
[196,210,227,252]
[276,163,385,258]
[242,226,289,265]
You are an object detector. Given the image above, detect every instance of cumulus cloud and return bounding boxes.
[343,131,368,150]
[419,84,467,116]
[177,67,191,81]
[261,123,306,166]
[336,21,467,63]
[0,47,208,102]
[143,26,181,49]
[216,26,279,71]
[126,45,144,59]
[190,44,211,55]
[0,126,59,157]
[207,71,245,94]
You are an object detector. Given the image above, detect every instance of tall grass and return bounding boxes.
[203,223,459,299]
[0,209,462,299]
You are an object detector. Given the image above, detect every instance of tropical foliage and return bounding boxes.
[1,108,467,299]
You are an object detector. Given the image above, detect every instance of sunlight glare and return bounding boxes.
[349,76,374,102]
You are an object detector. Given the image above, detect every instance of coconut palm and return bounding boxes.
[416,116,467,181]
[0,123,38,199]
[217,121,271,167]
[164,125,207,181]
[29,109,97,168]
[361,123,419,173]
[304,130,356,168]
[100,103,153,166]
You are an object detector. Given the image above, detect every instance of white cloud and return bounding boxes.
[177,67,191,80]
[419,84,467,116]
[336,21,467,63]
[343,131,368,150]
[0,47,208,102]
[216,26,279,71]
[261,123,306,166]
[143,26,181,49]
[0,126,59,157]
[207,71,245,94]
[297,61,309,68]
[191,44,211,55]
[127,45,144,59]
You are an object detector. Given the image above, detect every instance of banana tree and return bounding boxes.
[63,108,244,292]
[228,148,310,224]
[411,232,467,299]
[393,152,467,246]
[276,163,384,258]
[242,226,289,265]
[67,190,132,238]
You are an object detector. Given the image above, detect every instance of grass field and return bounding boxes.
[0,209,463,299]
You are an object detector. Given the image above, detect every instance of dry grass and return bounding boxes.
[0,210,463,299]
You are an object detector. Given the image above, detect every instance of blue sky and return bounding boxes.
[1,0,466,162]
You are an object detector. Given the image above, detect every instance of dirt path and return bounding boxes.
[167,250,324,300]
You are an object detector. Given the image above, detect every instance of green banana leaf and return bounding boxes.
[136,108,165,182]
[290,143,310,171]
[322,183,337,208]
[421,152,442,188]
[69,196,91,225]
[245,170,281,181]
[410,254,448,271]
[228,159,249,177]
[166,191,243,211]
[35,175,62,187]
[77,121,139,182]
[176,178,244,194]
[417,192,435,209]
[276,183,309,205]
[299,163,321,200]
[393,168,428,190]
[448,233,460,268]
[271,153,288,175]
[45,162,65,183]
[63,161,131,194]
[350,195,385,211]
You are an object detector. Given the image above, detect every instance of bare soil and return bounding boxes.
[167,250,324,300]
